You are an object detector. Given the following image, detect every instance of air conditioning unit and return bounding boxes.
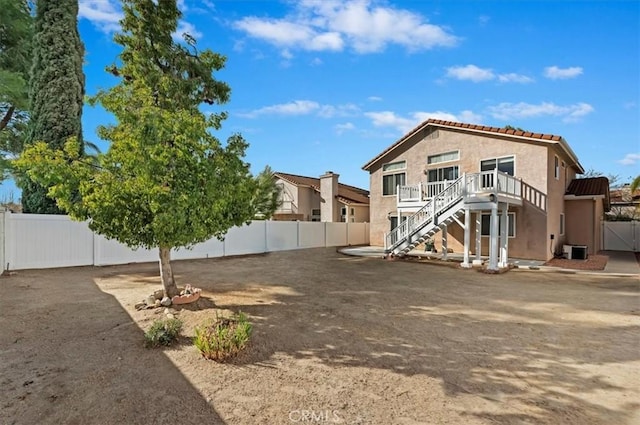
[563,245,588,260]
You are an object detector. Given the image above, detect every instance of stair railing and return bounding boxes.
[385,174,465,251]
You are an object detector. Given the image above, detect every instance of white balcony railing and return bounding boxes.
[386,170,523,251]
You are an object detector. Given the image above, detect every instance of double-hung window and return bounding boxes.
[382,161,406,196]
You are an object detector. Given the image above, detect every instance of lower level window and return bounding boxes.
[481,212,515,237]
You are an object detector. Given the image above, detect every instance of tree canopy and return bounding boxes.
[0,0,33,179]
[17,0,278,296]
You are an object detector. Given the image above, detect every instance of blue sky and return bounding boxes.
[2,0,639,200]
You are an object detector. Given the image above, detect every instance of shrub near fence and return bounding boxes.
[0,212,369,271]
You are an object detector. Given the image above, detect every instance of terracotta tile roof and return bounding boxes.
[362,118,582,172]
[274,172,370,205]
[566,177,611,211]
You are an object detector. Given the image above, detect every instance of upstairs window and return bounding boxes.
[481,155,515,176]
[382,161,406,196]
[427,150,459,165]
[554,156,560,180]
[427,166,459,182]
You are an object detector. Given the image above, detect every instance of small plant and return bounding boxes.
[193,312,252,362]
[424,238,436,253]
[144,318,183,348]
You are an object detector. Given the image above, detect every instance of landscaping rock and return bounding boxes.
[166,313,175,319]
[145,295,156,306]
[134,302,146,311]
[153,289,164,300]
[154,299,161,308]
[160,296,172,307]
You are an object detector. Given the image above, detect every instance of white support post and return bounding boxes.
[488,203,499,270]
[473,212,482,266]
[462,208,471,268]
[442,224,448,260]
[499,205,509,268]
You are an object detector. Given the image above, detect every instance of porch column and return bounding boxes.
[473,212,482,266]
[442,224,448,260]
[461,208,471,268]
[499,205,509,268]
[488,203,499,271]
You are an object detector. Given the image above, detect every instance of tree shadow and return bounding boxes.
[0,266,227,425]
[178,248,640,425]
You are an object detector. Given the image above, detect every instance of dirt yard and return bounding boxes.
[1,248,639,425]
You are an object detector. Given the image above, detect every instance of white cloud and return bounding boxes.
[318,103,360,118]
[498,73,534,84]
[335,122,355,134]
[543,66,583,80]
[240,100,320,118]
[172,21,203,42]
[281,49,294,60]
[487,101,594,122]
[368,96,383,102]
[478,15,490,26]
[365,110,482,133]
[446,65,494,82]
[79,0,123,32]
[239,100,359,119]
[618,153,640,166]
[233,0,458,54]
[310,57,323,66]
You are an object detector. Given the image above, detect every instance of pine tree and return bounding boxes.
[20,0,85,214]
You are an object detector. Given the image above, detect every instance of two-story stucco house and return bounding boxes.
[362,119,609,268]
[273,171,370,223]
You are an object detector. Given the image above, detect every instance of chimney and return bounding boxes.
[320,171,339,222]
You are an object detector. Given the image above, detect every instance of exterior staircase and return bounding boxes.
[385,170,523,257]
[385,175,466,257]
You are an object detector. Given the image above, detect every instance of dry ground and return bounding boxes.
[1,248,639,425]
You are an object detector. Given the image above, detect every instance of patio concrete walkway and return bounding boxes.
[340,246,639,276]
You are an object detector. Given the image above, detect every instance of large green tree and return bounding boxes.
[20,0,85,214]
[0,0,33,178]
[17,0,278,297]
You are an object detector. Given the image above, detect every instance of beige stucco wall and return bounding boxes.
[565,198,604,255]
[368,127,579,260]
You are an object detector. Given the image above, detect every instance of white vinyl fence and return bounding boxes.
[0,211,369,271]
[602,221,639,252]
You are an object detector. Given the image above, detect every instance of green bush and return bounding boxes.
[193,312,252,361]
[144,318,183,348]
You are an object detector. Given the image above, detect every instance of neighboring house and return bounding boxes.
[362,119,610,267]
[607,185,639,220]
[273,171,370,223]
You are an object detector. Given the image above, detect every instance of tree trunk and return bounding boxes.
[0,106,15,131]
[159,246,179,297]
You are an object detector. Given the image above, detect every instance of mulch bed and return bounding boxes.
[543,254,609,271]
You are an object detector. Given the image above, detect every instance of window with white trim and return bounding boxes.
[427,150,459,165]
[554,156,560,180]
[481,213,516,238]
[382,161,406,195]
[480,155,515,176]
[560,213,565,236]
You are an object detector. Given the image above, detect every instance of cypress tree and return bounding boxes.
[21,0,85,214]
